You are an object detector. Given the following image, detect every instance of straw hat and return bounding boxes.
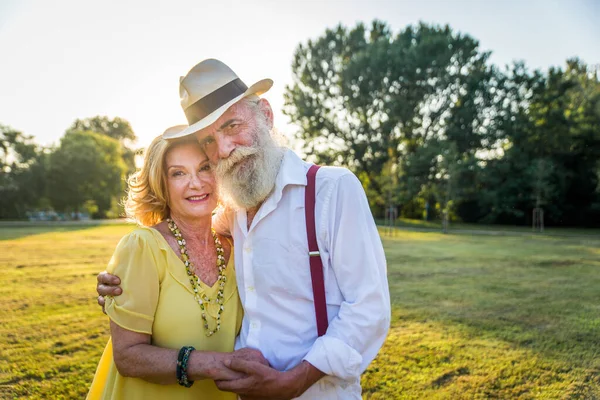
[164,59,273,139]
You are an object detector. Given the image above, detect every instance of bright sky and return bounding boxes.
[1,0,598,149]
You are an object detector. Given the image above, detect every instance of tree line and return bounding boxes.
[284,21,600,227]
[2,21,599,226]
[0,117,136,219]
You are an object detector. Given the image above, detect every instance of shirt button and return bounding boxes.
[244,247,251,253]
[250,322,258,329]
[247,286,255,292]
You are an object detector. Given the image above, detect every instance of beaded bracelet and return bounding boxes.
[176,347,186,382]
[176,346,195,387]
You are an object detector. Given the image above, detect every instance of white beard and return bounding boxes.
[215,122,284,210]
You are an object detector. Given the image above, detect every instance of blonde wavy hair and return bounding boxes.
[125,134,201,226]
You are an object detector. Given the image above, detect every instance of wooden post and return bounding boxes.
[532,207,544,233]
[385,204,397,236]
[442,210,449,234]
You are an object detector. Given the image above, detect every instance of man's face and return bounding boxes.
[193,98,282,210]
[194,99,272,165]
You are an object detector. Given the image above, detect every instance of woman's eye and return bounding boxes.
[171,171,184,177]
[200,164,211,172]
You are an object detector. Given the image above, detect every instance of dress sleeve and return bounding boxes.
[104,230,163,335]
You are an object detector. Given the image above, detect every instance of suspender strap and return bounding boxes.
[305,164,328,337]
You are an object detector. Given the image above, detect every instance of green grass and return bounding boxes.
[0,225,134,399]
[367,230,600,399]
[1,225,599,399]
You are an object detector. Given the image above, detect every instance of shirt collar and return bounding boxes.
[266,149,309,210]
[274,149,309,190]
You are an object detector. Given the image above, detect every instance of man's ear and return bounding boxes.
[258,98,274,130]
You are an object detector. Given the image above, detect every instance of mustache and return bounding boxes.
[215,146,259,176]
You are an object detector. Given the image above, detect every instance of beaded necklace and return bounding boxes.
[167,218,226,337]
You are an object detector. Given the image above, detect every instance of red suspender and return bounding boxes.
[305,165,328,337]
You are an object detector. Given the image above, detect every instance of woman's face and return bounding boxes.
[165,142,218,221]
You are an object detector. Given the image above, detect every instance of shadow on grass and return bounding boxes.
[0,224,106,241]
[383,231,600,373]
[364,307,600,398]
[397,303,600,371]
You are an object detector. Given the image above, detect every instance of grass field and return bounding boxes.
[1,224,599,399]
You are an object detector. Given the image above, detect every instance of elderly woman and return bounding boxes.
[88,126,255,400]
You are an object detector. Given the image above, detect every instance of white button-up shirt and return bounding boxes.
[216,150,390,399]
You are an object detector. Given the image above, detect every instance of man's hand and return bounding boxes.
[215,359,324,400]
[216,349,271,399]
[215,360,291,400]
[96,271,122,313]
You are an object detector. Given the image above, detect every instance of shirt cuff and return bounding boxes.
[302,335,363,381]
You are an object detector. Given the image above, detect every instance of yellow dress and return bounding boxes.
[87,227,242,400]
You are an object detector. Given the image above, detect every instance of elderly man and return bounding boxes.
[97,59,390,399]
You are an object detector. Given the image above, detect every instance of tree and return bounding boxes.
[466,62,543,224]
[284,21,493,215]
[66,116,138,174]
[46,130,127,218]
[473,59,600,226]
[553,60,600,225]
[66,116,136,142]
[285,20,600,226]
[0,124,46,219]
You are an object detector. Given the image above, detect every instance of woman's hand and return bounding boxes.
[193,354,246,381]
[196,348,268,381]
[228,348,270,366]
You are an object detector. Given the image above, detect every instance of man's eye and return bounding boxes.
[203,137,216,146]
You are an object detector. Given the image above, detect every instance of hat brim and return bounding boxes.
[163,78,273,140]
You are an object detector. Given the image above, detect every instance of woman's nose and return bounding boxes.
[188,172,203,188]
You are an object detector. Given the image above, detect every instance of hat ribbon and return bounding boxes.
[184,78,248,125]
